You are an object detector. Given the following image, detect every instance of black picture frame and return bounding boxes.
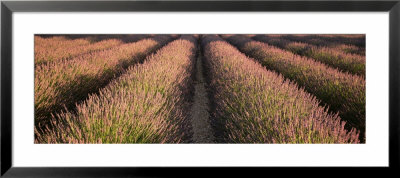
[1,0,399,177]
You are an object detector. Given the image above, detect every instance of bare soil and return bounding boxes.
[189,47,215,143]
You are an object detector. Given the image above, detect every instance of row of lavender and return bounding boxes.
[222,35,365,141]
[272,34,366,50]
[202,35,359,143]
[252,35,365,76]
[35,35,150,66]
[35,35,176,136]
[35,35,197,143]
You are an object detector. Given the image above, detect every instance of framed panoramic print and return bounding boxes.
[1,0,399,177]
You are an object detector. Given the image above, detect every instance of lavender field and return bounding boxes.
[34,34,366,143]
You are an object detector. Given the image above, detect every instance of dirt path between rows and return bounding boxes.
[189,45,215,143]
